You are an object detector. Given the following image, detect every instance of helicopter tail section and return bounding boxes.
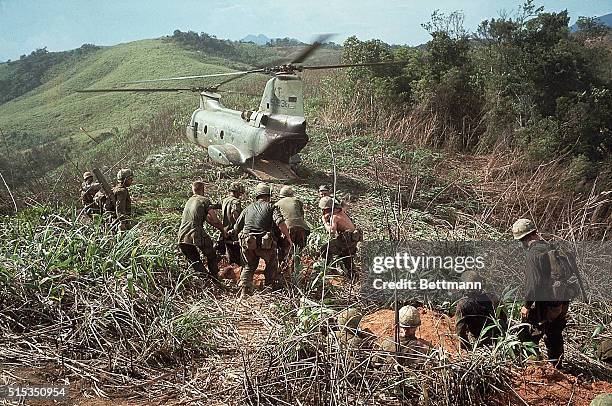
[244,159,299,182]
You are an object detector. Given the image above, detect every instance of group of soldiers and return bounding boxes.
[80,174,612,375]
[175,180,361,298]
[80,169,134,231]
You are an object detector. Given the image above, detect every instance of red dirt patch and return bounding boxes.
[510,363,612,406]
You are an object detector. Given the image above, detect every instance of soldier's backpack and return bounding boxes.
[544,245,582,301]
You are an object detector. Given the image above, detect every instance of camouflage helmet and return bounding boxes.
[255,182,271,197]
[512,218,536,240]
[319,196,334,209]
[399,305,421,328]
[337,308,362,330]
[83,171,93,180]
[117,169,134,182]
[460,270,483,285]
[590,394,612,406]
[319,185,330,193]
[229,181,244,194]
[279,185,294,197]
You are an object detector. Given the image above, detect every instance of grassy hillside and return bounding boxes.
[0,39,243,152]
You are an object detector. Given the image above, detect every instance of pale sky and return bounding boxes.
[1,0,610,62]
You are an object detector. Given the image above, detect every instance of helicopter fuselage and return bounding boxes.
[186,87,308,166]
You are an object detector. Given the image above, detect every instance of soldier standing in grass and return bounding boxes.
[274,185,310,260]
[178,181,227,283]
[513,218,570,369]
[112,169,134,231]
[234,183,292,298]
[455,270,507,350]
[221,182,245,265]
[80,171,101,216]
[319,196,362,276]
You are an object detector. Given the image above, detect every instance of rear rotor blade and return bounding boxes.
[290,34,334,64]
[126,69,266,84]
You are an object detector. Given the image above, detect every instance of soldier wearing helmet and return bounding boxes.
[455,271,507,350]
[331,308,375,355]
[111,169,134,230]
[274,185,310,261]
[178,181,227,284]
[80,171,101,216]
[234,183,292,298]
[379,306,431,367]
[319,196,362,277]
[512,218,568,369]
[220,182,245,265]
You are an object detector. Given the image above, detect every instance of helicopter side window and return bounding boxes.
[288,96,297,103]
[204,125,208,135]
[220,130,224,140]
[193,121,198,138]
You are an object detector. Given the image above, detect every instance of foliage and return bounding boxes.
[0,44,100,105]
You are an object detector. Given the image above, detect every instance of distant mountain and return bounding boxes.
[240,34,270,45]
[571,12,612,31]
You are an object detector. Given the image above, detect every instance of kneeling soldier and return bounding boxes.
[221,181,245,265]
[380,306,431,368]
[455,270,507,350]
[234,183,292,298]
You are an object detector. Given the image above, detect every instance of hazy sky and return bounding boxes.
[1,0,610,62]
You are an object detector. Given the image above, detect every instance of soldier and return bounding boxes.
[275,186,310,260]
[178,181,226,283]
[234,182,292,298]
[221,182,245,265]
[80,171,101,215]
[455,270,507,350]
[597,339,612,365]
[318,185,331,198]
[379,306,431,368]
[331,308,375,364]
[513,218,568,368]
[319,196,362,276]
[112,169,134,231]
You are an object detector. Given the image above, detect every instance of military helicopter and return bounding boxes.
[79,35,398,181]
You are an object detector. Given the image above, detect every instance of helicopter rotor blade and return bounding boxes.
[126,69,266,84]
[290,34,334,64]
[298,61,406,71]
[77,88,197,93]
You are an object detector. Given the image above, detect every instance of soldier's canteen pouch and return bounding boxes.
[261,232,273,249]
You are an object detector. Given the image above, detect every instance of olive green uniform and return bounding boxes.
[178,195,219,278]
[455,291,507,349]
[81,180,101,214]
[234,201,285,292]
[274,196,310,258]
[112,185,132,230]
[221,195,242,264]
[597,339,612,364]
[379,336,431,367]
[518,240,568,368]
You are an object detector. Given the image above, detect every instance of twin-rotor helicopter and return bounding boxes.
[79,35,397,181]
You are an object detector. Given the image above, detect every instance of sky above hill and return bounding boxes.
[1,0,610,61]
